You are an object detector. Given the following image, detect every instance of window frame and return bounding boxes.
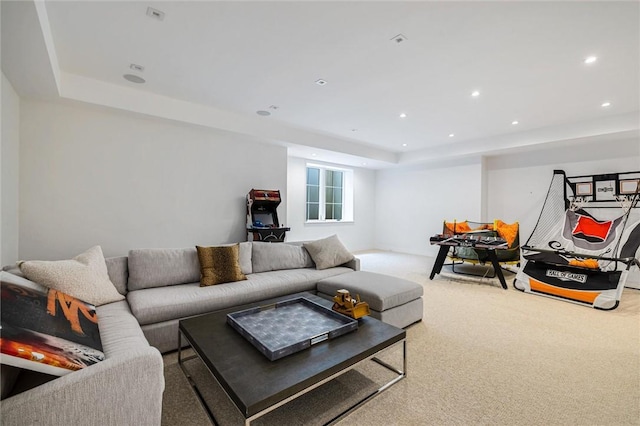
[305,164,353,223]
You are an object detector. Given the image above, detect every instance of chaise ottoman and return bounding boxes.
[316,271,423,328]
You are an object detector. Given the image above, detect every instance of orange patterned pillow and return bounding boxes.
[445,221,472,234]
[494,220,519,247]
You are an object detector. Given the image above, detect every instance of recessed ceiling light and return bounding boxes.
[601,102,611,107]
[511,120,519,125]
[315,79,327,86]
[123,74,145,84]
[471,91,480,97]
[584,56,597,64]
[256,110,271,116]
[402,143,408,147]
[391,34,407,44]
[311,153,317,157]
[399,113,407,118]
[448,134,455,138]
[362,162,368,166]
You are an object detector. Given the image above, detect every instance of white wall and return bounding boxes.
[19,99,287,259]
[1,72,21,265]
[286,157,375,251]
[374,158,483,256]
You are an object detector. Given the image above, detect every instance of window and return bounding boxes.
[306,165,353,222]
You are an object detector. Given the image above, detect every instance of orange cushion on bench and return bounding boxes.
[445,221,472,234]
[495,220,519,247]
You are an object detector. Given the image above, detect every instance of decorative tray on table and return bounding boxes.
[226,297,358,361]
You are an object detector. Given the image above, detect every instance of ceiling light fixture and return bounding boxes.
[448,134,455,138]
[601,102,611,107]
[362,162,368,166]
[399,113,407,118]
[402,143,408,147]
[311,153,317,157]
[511,120,519,125]
[584,56,597,64]
[315,79,327,86]
[471,90,480,97]
[256,110,271,116]
[123,74,145,84]
[130,63,144,72]
[391,34,407,44]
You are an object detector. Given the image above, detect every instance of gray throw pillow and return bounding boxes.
[303,235,354,270]
[18,246,124,306]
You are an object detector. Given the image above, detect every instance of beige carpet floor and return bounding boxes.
[162,250,640,425]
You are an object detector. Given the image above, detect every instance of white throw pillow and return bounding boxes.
[303,235,354,270]
[18,246,124,306]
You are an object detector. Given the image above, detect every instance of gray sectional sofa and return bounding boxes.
[0,272,165,426]
[119,241,359,353]
[1,240,423,425]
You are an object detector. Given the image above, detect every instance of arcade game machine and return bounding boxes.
[246,189,290,242]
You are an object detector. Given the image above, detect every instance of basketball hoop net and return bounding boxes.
[569,196,589,211]
[615,195,633,213]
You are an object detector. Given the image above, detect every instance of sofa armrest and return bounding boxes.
[0,347,164,426]
[343,256,360,271]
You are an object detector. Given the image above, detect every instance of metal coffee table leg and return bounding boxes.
[179,332,406,426]
[178,330,220,425]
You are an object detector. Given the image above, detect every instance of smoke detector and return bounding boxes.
[146,7,165,21]
[391,34,407,44]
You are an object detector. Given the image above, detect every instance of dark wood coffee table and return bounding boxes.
[178,292,406,425]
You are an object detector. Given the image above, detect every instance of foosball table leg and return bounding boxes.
[430,245,450,279]
[486,250,508,289]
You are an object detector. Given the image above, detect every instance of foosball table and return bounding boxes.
[429,233,510,289]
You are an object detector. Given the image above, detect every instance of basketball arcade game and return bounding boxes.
[514,170,640,310]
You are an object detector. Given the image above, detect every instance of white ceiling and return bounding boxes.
[3,1,639,168]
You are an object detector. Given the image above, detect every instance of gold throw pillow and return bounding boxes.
[196,244,247,286]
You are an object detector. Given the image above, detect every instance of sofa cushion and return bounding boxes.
[238,242,252,275]
[17,246,124,306]
[128,243,252,291]
[128,248,200,291]
[0,271,105,376]
[105,256,128,295]
[251,242,314,273]
[196,244,247,286]
[95,300,151,358]
[127,267,353,326]
[303,235,354,270]
[317,271,423,312]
